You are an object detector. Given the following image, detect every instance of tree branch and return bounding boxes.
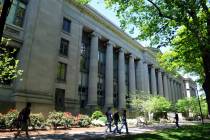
[200,0,209,14]
[147,0,174,20]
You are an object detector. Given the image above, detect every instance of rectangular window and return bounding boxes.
[62,17,71,33]
[57,62,67,82]
[59,38,69,56]
[3,0,27,27]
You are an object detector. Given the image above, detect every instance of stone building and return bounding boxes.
[184,78,197,98]
[0,0,195,114]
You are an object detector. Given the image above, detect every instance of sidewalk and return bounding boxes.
[0,122,203,140]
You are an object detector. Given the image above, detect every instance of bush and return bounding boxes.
[91,111,104,120]
[75,114,91,127]
[63,112,74,128]
[0,113,6,129]
[98,116,107,124]
[4,109,18,128]
[91,119,105,126]
[30,113,45,129]
[46,111,74,129]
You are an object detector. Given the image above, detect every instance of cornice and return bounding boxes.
[66,0,147,52]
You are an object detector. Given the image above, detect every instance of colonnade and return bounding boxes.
[86,32,184,109]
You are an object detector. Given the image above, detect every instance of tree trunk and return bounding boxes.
[202,15,210,115]
[0,0,12,42]
[202,49,210,115]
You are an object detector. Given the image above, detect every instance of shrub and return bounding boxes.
[75,114,91,127]
[98,116,107,124]
[0,113,6,129]
[46,111,64,129]
[46,111,74,129]
[63,112,74,128]
[30,113,45,129]
[4,109,18,128]
[91,119,105,126]
[91,111,104,120]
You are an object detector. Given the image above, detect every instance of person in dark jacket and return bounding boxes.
[175,113,179,128]
[105,107,113,132]
[119,109,129,134]
[113,111,120,134]
[14,102,31,138]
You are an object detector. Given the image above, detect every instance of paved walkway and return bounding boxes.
[0,122,203,140]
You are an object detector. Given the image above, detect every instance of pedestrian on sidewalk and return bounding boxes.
[174,113,179,128]
[119,109,129,134]
[113,111,120,134]
[105,107,113,132]
[14,102,31,138]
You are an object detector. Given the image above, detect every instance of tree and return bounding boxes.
[0,1,23,84]
[130,92,171,120]
[0,0,13,42]
[100,0,210,114]
[176,97,208,117]
[130,91,151,115]
[0,38,22,84]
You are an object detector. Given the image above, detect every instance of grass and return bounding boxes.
[104,123,210,140]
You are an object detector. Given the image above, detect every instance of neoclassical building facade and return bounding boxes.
[0,0,196,113]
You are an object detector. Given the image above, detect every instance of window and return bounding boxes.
[59,38,69,56]
[4,0,27,27]
[62,17,71,33]
[57,62,67,82]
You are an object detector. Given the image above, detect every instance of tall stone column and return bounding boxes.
[129,55,136,94]
[150,65,157,95]
[105,41,114,108]
[157,69,164,96]
[181,80,186,98]
[169,79,173,102]
[171,80,176,103]
[87,32,99,107]
[118,49,126,109]
[174,82,177,102]
[176,83,179,99]
[167,77,172,102]
[180,84,183,98]
[136,59,144,91]
[163,73,169,99]
[143,62,150,94]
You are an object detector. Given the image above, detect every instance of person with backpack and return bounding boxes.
[119,109,129,134]
[14,102,31,138]
[113,111,120,134]
[105,107,113,132]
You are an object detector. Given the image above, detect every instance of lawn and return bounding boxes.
[104,123,210,140]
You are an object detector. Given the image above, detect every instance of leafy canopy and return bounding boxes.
[176,97,208,116]
[130,91,171,115]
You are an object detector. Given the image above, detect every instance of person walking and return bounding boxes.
[175,113,179,128]
[105,107,113,132]
[113,111,120,134]
[119,109,129,134]
[14,102,31,138]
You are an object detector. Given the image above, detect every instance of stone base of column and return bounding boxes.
[104,104,113,110]
[86,104,99,113]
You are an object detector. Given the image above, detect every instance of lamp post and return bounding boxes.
[196,87,204,124]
